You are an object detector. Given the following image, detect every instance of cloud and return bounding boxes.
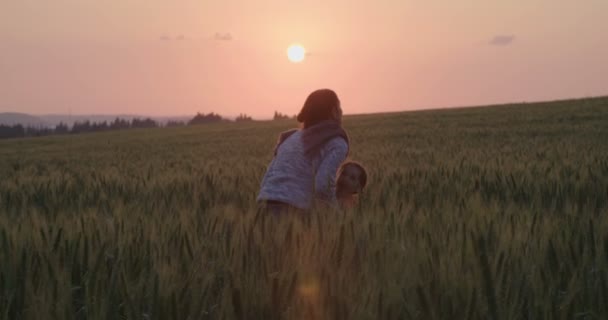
[214,32,233,41]
[488,35,515,46]
[159,34,187,41]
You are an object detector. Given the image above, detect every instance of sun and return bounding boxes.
[287,44,306,63]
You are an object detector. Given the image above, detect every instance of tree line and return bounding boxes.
[0,111,295,140]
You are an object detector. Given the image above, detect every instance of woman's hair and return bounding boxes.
[297,89,341,129]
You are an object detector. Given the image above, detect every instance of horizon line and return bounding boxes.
[2,93,607,120]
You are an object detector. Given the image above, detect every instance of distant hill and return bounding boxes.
[0,113,47,127]
[39,114,145,127]
[39,115,191,127]
[0,113,192,127]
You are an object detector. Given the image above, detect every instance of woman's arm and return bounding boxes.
[314,137,348,207]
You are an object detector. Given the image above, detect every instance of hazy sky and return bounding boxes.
[1,1,607,118]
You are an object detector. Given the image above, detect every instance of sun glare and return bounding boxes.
[287,44,306,63]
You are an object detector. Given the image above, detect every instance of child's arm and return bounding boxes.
[338,194,357,209]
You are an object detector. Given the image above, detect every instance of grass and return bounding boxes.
[1,96,608,319]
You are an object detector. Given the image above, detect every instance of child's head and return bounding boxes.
[336,161,367,195]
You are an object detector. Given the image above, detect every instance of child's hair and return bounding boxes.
[338,161,368,192]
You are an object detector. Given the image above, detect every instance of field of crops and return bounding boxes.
[1,97,608,319]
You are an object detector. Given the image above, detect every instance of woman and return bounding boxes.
[257,89,349,213]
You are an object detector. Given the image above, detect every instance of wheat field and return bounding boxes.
[1,97,608,319]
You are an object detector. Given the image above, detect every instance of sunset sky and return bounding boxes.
[1,1,607,118]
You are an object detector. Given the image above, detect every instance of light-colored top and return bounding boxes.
[257,130,349,210]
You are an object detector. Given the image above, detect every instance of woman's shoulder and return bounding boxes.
[277,129,299,143]
[324,135,348,149]
[274,129,301,155]
[319,136,348,157]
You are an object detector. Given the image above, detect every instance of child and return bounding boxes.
[336,161,367,209]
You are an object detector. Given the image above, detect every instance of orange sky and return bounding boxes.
[1,0,607,118]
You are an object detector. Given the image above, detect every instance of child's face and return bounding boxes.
[337,165,363,194]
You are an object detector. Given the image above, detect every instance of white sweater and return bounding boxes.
[257,130,348,210]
